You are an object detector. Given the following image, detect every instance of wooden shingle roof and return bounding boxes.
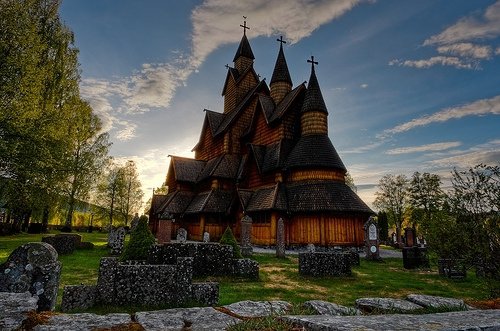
[150,194,168,215]
[238,183,287,212]
[233,34,255,62]
[185,189,234,214]
[285,135,346,171]
[159,190,195,217]
[286,181,373,214]
[171,156,206,183]
[270,44,292,86]
[302,65,328,114]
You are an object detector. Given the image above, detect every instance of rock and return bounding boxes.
[299,252,351,277]
[355,297,423,313]
[108,227,126,255]
[223,300,291,318]
[232,258,259,279]
[33,313,131,330]
[282,309,500,331]
[406,294,470,310]
[61,285,97,312]
[135,307,240,331]
[192,283,219,306]
[42,234,82,255]
[303,300,361,316]
[0,242,61,311]
[0,292,38,330]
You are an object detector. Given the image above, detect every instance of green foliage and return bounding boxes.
[377,211,389,242]
[219,226,242,259]
[120,215,156,261]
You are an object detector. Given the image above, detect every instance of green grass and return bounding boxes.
[0,233,491,313]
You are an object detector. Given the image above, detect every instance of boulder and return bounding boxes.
[223,300,291,318]
[355,297,423,313]
[0,292,38,330]
[33,313,131,330]
[303,300,361,316]
[406,294,470,310]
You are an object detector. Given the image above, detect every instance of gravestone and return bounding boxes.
[404,227,416,247]
[177,228,187,242]
[157,220,172,244]
[391,232,397,245]
[0,242,61,311]
[240,215,253,256]
[203,232,210,243]
[108,227,126,255]
[276,217,285,258]
[130,213,140,232]
[403,246,430,269]
[307,243,316,253]
[42,233,82,255]
[364,217,381,260]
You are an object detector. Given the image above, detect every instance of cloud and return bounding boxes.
[496,47,500,55]
[424,1,500,46]
[115,121,137,141]
[389,56,474,69]
[436,42,493,59]
[360,83,368,88]
[428,139,500,168]
[386,141,461,155]
[381,94,500,137]
[343,141,383,154]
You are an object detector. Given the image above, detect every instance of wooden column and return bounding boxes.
[320,215,326,246]
[270,212,278,245]
[199,215,206,240]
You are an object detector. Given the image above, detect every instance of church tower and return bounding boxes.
[270,36,292,105]
[301,56,328,136]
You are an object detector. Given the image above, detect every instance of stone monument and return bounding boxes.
[203,232,210,243]
[108,227,126,255]
[177,228,187,243]
[276,218,286,258]
[240,215,253,256]
[364,217,381,261]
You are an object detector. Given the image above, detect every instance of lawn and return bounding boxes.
[0,232,490,312]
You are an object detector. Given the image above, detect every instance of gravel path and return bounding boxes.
[252,246,402,258]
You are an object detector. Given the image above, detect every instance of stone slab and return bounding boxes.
[223,300,291,318]
[356,297,424,313]
[33,313,131,330]
[303,300,361,316]
[0,291,38,331]
[406,294,470,310]
[282,309,500,331]
[135,307,240,331]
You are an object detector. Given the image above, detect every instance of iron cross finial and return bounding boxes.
[225,64,229,69]
[307,55,318,68]
[277,36,287,46]
[240,16,250,35]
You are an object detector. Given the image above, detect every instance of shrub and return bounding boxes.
[120,215,156,261]
[219,226,242,259]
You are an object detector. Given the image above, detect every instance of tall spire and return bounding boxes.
[270,36,292,86]
[302,56,327,114]
[233,17,255,64]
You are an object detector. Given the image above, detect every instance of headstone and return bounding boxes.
[307,243,316,253]
[364,217,381,260]
[108,227,126,255]
[177,228,187,242]
[157,220,172,244]
[203,232,210,243]
[240,215,253,256]
[0,242,61,311]
[276,217,285,258]
[391,232,397,245]
[130,213,140,231]
[402,247,430,269]
[404,227,416,247]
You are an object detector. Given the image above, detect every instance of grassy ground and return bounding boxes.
[0,232,490,313]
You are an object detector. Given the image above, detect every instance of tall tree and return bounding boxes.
[408,172,444,229]
[117,161,144,226]
[63,99,111,230]
[374,174,409,247]
[96,164,124,228]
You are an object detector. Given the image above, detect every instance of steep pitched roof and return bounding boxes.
[238,183,287,212]
[270,84,306,122]
[258,94,275,123]
[159,190,195,217]
[197,154,241,182]
[285,135,346,171]
[170,156,206,183]
[233,34,255,62]
[286,181,373,214]
[205,109,225,134]
[185,189,234,214]
[302,65,328,114]
[150,194,168,216]
[270,44,292,85]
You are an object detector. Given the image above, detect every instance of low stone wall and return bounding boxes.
[61,257,218,312]
[41,234,94,255]
[298,252,351,277]
[148,242,258,278]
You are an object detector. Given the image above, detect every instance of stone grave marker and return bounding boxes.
[276,217,285,258]
[203,232,210,243]
[404,227,416,247]
[364,217,380,260]
[307,243,316,253]
[177,228,187,242]
[108,227,126,255]
[130,213,140,231]
[240,215,253,256]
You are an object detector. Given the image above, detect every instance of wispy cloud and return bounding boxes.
[386,141,461,155]
[428,139,500,168]
[343,141,383,154]
[360,83,368,88]
[381,95,500,137]
[390,1,500,70]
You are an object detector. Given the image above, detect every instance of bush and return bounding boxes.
[219,226,242,259]
[120,215,156,261]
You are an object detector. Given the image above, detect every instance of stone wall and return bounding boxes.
[148,242,258,278]
[402,247,430,270]
[41,234,94,255]
[299,252,351,277]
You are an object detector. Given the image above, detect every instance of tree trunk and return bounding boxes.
[396,224,402,248]
[65,194,75,230]
[41,206,49,232]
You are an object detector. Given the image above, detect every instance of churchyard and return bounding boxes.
[0,230,491,313]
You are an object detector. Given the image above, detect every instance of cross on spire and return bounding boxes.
[240,16,250,35]
[307,55,318,69]
[277,36,286,46]
[225,64,229,69]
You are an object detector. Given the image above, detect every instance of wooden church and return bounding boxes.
[149,22,373,247]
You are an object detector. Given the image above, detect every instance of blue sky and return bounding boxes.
[59,0,500,207]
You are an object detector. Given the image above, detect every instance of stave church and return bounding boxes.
[149,21,373,247]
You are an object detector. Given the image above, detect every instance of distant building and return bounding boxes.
[150,23,372,246]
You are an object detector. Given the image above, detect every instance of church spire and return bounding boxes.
[233,17,255,72]
[270,36,292,104]
[301,56,328,136]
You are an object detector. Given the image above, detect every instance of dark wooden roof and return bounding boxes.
[233,34,255,62]
[185,189,234,214]
[258,94,275,123]
[238,183,287,212]
[286,181,373,214]
[197,154,241,182]
[170,156,206,183]
[270,44,292,85]
[221,65,259,96]
[205,109,225,134]
[150,194,168,215]
[285,135,346,171]
[270,84,306,122]
[302,65,328,114]
[159,190,195,217]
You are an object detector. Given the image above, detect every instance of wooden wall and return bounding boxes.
[195,125,224,161]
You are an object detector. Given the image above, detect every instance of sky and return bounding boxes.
[59,0,500,209]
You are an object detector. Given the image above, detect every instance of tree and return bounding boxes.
[117,161,144,226]
[408,172,444,230]
[374,174,409,247]
[120,215,155,261]
[96,164,124,228]
[62,99,111,230]
[345,172,357,192]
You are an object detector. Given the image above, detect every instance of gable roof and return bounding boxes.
[170,156,206,183]
[159,190,195,217]
[197,154,241,182]
[205,109,225,134]
[185,189,234,214]
[285,135,346,171]
[238,183,287,212]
